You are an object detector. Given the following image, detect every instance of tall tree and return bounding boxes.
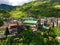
[0,9,10,18]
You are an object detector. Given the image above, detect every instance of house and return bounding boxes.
[57,18,60,27]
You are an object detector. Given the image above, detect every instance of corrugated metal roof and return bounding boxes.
[23,20,37,24]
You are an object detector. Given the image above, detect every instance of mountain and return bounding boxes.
[0,4,17,11]
[10,1,60,19]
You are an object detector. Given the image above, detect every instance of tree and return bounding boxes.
[0,18,4,26]
[0,9,11,18]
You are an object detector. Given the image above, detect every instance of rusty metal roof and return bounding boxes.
[9,24,17,26]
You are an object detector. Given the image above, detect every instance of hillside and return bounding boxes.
[0,9,10,18]
[0,4,16,11]
[10,1,60,19]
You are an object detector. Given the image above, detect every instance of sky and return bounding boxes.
[0,0,33,6]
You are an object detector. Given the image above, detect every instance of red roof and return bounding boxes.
[9,24,17,26]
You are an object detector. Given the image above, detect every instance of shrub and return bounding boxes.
[0,18,4,26]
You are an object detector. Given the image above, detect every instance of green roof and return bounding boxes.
[23,20,37,24]
[43,26,49,29]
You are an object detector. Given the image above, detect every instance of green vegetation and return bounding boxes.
[0,18,4,26]
[0,29,58,45]
[10,1,60,19]
[53,28,60,36]
[0,0,60,19]
[0,0,60,45]
[0,9,10,18]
